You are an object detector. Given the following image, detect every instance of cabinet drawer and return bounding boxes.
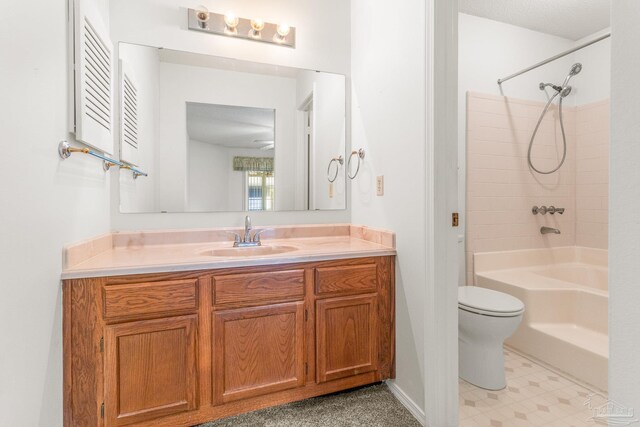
[103,279,198,320]
[213,270,305,308]
[315,264,377,296]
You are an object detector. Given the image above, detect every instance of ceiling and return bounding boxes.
[459,0,610,41]
[186,103,275,150]
[159,48,303,79]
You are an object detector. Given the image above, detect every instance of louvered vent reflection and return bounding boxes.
[121,74,138,149]
[83,17,111,131]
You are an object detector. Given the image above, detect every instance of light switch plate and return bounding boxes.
[376,176,384,196]
[329,183,334,198]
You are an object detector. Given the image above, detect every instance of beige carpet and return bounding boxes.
[198,383,421,427]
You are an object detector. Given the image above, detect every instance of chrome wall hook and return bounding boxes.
[347,149,365,179]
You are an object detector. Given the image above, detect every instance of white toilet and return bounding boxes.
[458,286,525,390]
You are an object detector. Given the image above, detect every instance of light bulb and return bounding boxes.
[251,19,265,32]
[195,5,210,28]
[276,23,290,37]
[224,11,240,29]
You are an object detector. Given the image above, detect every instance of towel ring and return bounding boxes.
[347,149,365,179]
[327,155,344,183]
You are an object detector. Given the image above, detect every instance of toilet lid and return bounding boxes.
[458,286,524,315]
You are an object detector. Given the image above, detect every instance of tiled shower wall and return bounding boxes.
[466,92,609,283]
[576,100,609,249]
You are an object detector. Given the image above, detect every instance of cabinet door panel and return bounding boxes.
[104,315,197,426]
[213,302,305,404]
[316,294,377,383]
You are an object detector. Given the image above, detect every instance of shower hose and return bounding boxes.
[528,90,567,175]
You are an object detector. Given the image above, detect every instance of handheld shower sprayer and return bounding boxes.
[563,63,583,86]
[529,63,582,174]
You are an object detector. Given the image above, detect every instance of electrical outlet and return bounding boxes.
[376,176,384,196]
[329,183,334,198]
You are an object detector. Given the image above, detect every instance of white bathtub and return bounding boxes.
[474,246,608,391]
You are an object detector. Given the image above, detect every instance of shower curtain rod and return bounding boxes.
[497,32,611,85]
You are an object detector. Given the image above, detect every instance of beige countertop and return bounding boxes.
[61,224,396,280]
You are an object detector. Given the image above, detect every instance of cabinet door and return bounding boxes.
[104,315,197,426]
[316,294,378,383]
[213,302,305,404]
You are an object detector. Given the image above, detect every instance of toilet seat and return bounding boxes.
[458,286,524,317]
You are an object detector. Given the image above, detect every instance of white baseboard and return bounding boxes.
[385,380,426,426]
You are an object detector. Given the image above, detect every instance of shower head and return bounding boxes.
[562,63,582,87]
[539,63,583,98]
[569,63,582,76]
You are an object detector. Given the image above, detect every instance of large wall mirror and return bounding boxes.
[118,43,347,213]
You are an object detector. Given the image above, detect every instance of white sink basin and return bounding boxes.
[201,245,298,258]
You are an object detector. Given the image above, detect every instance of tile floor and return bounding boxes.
[459,347,609,426]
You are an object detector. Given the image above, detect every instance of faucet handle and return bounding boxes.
[226,231,241,244]
[252,228,273,243]
[532,205,548,215]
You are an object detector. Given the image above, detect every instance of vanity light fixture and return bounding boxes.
[274,23,290,43]
[223,11,240,35]
[187,8,296,48]
[250,18,265,39]
[195,5,210,29]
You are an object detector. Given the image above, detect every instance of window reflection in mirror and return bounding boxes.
[117,42,346,213]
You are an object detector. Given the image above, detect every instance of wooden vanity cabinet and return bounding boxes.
[63,256,395,427]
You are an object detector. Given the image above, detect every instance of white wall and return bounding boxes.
[187,140,230,211]
[0,1,112,426]
[351,0,427,416]
[109,0,351,229]
[610,0,640,415]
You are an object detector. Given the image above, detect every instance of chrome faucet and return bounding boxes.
[547,206,565,215]
[540,226,561,235]
[231,216,271,247]
[532,206,565,215]
[243,215,252,243]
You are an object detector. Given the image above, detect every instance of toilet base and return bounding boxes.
[459,337,507,390]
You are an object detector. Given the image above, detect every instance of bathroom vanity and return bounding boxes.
[62,225,395,427]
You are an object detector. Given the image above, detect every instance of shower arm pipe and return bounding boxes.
[497,32,610,85]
